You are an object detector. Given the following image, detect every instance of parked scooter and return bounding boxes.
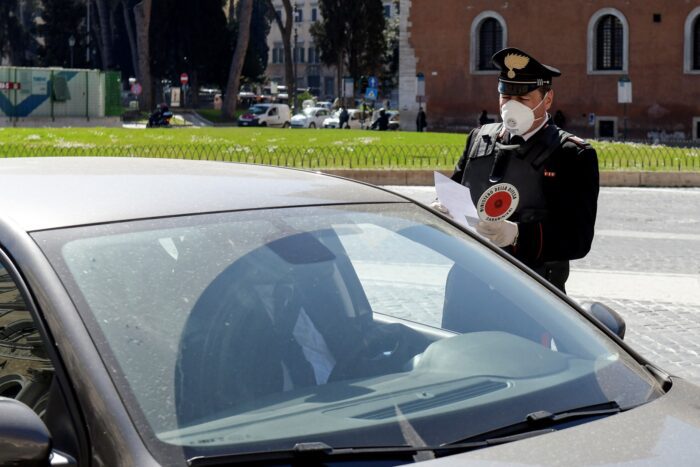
[147,103,174,128]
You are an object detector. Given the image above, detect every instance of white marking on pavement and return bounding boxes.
[596,229,700,241]
[568,269,700,305]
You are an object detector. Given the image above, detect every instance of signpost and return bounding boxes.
[180,73,189,108]
[130,82,142,96]
[342,77,354,99]
[617,76,632,140]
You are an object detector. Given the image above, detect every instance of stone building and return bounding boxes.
[399,0,700,140]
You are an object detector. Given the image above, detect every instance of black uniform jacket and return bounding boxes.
[451,122,600,269]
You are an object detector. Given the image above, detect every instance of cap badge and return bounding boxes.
[504,53,530,79]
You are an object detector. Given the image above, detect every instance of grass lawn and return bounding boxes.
[0,127,696,171]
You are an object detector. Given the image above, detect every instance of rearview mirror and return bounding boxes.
[0,396,51,466]
[580,301,626,340]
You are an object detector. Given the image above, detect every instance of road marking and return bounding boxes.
[568,269,700,305]
[596,229,700,241]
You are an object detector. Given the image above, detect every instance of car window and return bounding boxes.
[34,204,663,464]
[0,262,54,418]
[268,107,278,116]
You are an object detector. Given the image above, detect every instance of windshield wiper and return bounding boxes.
[449,400,623,445]
[189,432,559,466]
[189,402,625,466]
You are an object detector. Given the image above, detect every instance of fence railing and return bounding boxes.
[0,142,697,171]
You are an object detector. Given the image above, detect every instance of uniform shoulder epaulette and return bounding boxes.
[565,135,590,148]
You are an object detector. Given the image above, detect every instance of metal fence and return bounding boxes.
[0,142,697,171]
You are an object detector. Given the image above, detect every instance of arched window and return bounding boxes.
[470,12,507,74]
[695,18,700,69]
[587,9,629,74]
[684,7,700,73]
[478,19,502,70]
[596,15,623,70]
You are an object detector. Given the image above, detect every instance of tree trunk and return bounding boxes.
[222,0,254,119]
[336,50,343,101]
[121,0,139,77]
[94,0,114,69]
[133,0,153,110]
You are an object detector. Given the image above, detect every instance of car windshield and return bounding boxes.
[33,204,662,463]
[248,105,269,115]
[302,108,316,117]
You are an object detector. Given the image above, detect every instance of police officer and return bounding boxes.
[436,47,599,292]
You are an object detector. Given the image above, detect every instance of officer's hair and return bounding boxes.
[538,85,552,97]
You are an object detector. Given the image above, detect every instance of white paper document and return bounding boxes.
[433,171,480,230]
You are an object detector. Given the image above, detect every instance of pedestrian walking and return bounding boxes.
[433,47,599,293]
[416,106,427,132]
[338,106,349,129]
[371,108,390,131]
[478,109,490,126]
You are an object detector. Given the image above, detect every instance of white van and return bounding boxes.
[238,103,291,128]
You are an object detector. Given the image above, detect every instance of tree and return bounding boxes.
[0,0,40,66]
[310,0,386,99]
[93,0,116,69]
[133,0,153,109]
[241,0,271,82]
[150,0,230,106]
[265,0,295,109]
[222,0,254,118]
[37,0,86,67]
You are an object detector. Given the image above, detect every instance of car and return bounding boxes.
[237,103,291,128]
[1,157,699,466]
[290,107,331,129]
[322,108,364,129]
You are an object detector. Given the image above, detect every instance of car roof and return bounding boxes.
[0,158,406,232]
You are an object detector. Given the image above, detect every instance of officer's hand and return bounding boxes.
[430,200,452,218]
[476,220,518,247]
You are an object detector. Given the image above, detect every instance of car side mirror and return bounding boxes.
[580,301,626,340]
[0,396,51,466]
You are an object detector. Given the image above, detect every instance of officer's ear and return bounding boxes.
[544,89,554,111]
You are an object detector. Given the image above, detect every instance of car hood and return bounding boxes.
[419,378,700,466]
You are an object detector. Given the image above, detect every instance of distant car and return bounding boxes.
[237,103,291,128]
[322,108,363,129]
[291,107,331,129]
[388,110,400,131]
[2,158,700,466]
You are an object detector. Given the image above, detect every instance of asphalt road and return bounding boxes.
[385,185,700,384]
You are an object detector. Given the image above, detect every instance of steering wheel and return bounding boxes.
[329,322,429,382]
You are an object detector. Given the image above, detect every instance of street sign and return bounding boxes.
[171,87,181,107]
[368,76,378,89]
[617,76,632,104]
[343,77,354,98]
[0,82,21,90]
[130,83,142,95]
[180,73,189,85]
[365,87,378,101]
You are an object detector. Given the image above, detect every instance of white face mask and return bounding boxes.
[500,92,548,135]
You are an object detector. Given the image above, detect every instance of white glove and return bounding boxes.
[430,200,452,218]
[476,220,518,247]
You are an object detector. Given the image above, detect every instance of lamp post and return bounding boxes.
[68,35,76,68]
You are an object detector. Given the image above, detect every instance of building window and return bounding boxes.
[311,7,318,22]
[272,43,284,64]
[308,46,320,64]
[295,7,303,22]
[294,43,305,63]
[470,11,507,74]
[587,9,629,74]
[684,7,700,73]
[384,5,391,18]
[595,15,623,70]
